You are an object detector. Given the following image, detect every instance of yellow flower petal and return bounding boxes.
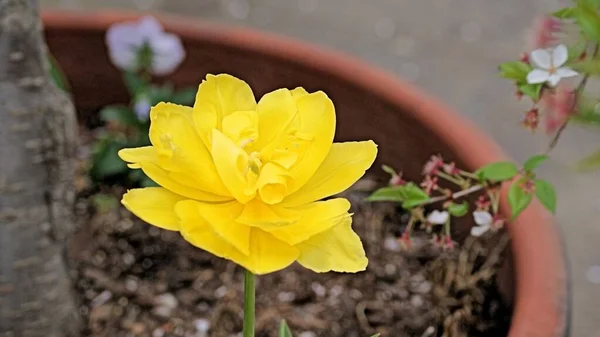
[286,91,336,192]
[253,89,298,151]
[236,199,301,228]
[295,216,367,273]
[177,201,299,275]
[256,163,291,205]
[139,161,232,202]
[268,198,351,245]
[119,147,232,202]
[193,74,257,144]
[222,110,259,147]
[290,87,309,100]
[121,188,186,231]
[211,129,256,203]
[194,201,251,255]
[282,141,377,207]
[149,102,229,196]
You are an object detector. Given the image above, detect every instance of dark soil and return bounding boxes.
[70,179,512,337]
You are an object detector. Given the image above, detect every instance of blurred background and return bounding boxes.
[39,0,600,335]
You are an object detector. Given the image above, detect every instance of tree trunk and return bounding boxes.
[0,0,81,336]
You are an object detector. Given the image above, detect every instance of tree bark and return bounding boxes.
[0,0,81,336]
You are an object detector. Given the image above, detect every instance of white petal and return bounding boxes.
[526,69,550,84]
[547,73,561,87]
[552,44,568,68]
[137,16,163,38]
[149,34,186,76]
[472,211,493,226]
[470,224,490,237]
[530,48,552,69]
[556,67,578,78]
[427,210,449,225]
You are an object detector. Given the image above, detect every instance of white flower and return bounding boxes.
[427,210,449,225]
[471,211,492,237]
[106,16,185,76]
[526,44,578,87]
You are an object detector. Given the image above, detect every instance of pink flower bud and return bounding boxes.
[442,235,455,251]
[423,155,444,175]
[542,84,576,134]
[420,175,439,194]
[399,232,412,250]
[529,16,561,49]
[389,174,406,186]
[521,109,539,132]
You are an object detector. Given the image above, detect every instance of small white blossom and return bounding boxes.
[526,44,578,87]
[106,16,185,75]
[471,211,492,237]
[427,210,449,225]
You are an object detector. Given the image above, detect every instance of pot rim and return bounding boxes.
[41,10,570,337]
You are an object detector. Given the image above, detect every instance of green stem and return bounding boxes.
[243,269,256,337]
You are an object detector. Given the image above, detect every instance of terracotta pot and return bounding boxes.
[41,10,570,337]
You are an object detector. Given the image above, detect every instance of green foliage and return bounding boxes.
[575,149,600,171]
[523,154,549,171]
[476,161,519,181]
[447,201,469,217]
[575,1,600,41]
[91,193,119,213]
[567,42,587,63]
[381,164,397,176]
[518,82,543,101]
[367,182,430,209]
[172,87,198,105]
[90,138,129,180]
[534,179,557,213]
[366,186,407,202]
[48,54,70,92]
[278,320,293,337]
[124,71,148,96]
[498,61,532,81]
[571,59,600,74]
[100,105,140,126]
[508,179,533,220]
[553,7,576,19]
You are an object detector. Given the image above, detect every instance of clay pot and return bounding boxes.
[41,10,570,337]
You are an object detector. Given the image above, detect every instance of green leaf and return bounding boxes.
[48,54,70,92]
[90,141,128,179]
[91,193,119,213]
[381,164,397,176]
[575,148,600,172]
[401,183,430,209]
[476,161,519,181]
[447,201,469,217]
[534,179,557,213]
[508,180,533,220]
[123,71,148,96]
[171,87,198,105]
[100,105,140,126]
[366,186,407,202]
[518,82,543,101]
[498,61,532,81]
[553,7,577,19]
[567,42,587,63]
[575,3,600,41]
[571,59,600,74]
[523,154,549,171]
[278,320,293,337]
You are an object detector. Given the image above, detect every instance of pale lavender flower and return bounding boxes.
[106,16,185,76]
[134,94,152,121]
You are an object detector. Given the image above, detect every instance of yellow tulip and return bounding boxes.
[119,74,378,275]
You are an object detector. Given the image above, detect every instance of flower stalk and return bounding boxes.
[243,269,256,337]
